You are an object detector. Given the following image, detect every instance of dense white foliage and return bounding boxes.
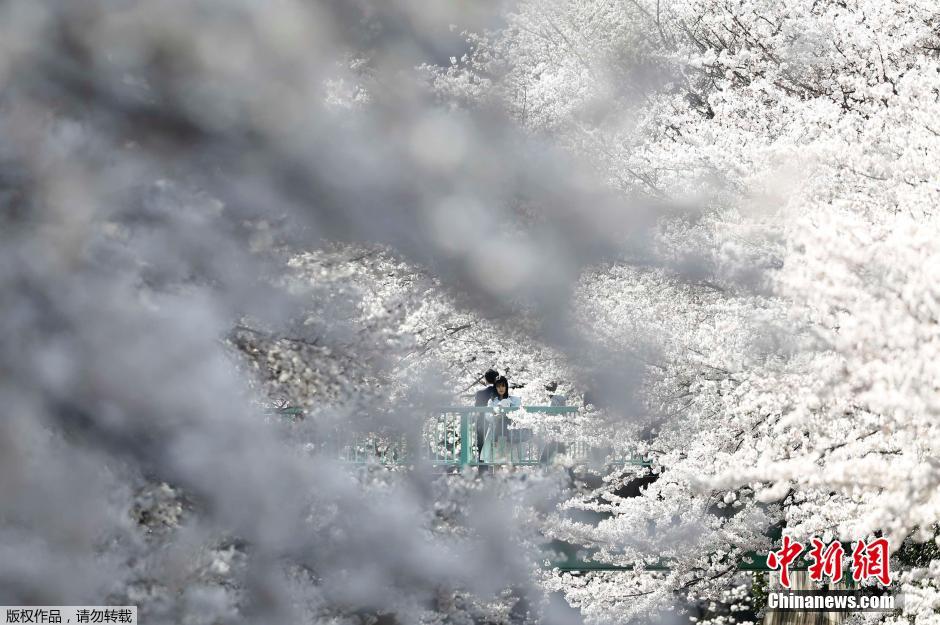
[426,0,940,622]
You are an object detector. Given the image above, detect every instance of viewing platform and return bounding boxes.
[279,405,648,470]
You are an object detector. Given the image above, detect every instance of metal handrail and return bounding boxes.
[551,542,862,574]
[279,405,647,469]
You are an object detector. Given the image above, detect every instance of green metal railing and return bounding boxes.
[282,405,648,469]
[280,406,862,576]
[551,543,861,574]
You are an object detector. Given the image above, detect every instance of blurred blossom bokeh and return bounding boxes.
[0,1,678,623]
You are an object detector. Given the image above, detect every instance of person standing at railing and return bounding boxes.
[484,375,522,463]
[545,381,567,406]
[473,369,500,461]
[487,375,521,408]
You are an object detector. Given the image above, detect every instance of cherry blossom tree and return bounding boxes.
[428,0,940,622]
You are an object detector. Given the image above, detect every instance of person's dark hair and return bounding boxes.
[493,375,510,398]
[483,369,499,385]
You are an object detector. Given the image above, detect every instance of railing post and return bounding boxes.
[459,410,470,469]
